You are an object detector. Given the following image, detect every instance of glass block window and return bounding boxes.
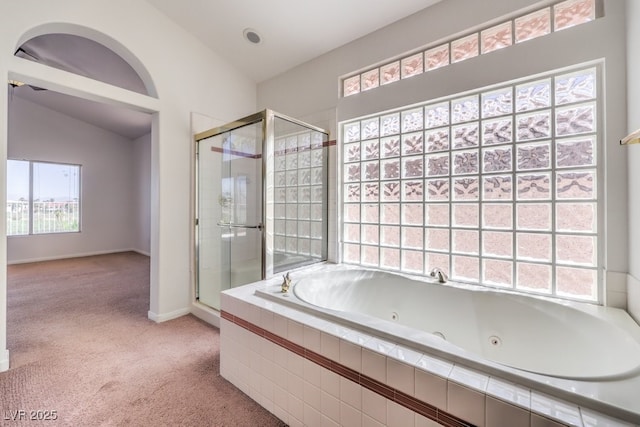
[481,22,513,54]
[340,65,600,302]
[274,130,326,259]
[401,53,424,79]
[515,8,551,43]
[341,0,597,97]
[554,0,596,31]
[451,34,479,63]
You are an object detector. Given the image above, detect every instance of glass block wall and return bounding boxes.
[273,128,328,269]
[342,0,597,97]
[341,65,600,301]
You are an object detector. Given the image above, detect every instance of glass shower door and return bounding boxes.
[196,120,263,310]
[196,109,328,311]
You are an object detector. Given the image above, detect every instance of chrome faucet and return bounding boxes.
[429,267,448,283]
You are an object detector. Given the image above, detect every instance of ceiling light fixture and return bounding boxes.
[243,28,262,45]
[8,79,25,88]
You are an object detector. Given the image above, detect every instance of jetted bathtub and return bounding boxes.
[261,268,640,381]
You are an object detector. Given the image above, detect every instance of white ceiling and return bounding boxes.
[143,0,441,83]
[11,0,442,139]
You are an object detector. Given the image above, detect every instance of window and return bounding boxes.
[7,160,81,235]
[341,65,599,302]
[341,0,597,97]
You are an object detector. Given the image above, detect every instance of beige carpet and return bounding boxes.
[1,252,285,427]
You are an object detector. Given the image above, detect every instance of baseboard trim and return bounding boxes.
[190,302,220,328]
[7,248,150,265]
[147,308,191,323]
[0,349,9,372]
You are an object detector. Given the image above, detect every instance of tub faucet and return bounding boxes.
[429,267,448,283]
[281,272,292,293]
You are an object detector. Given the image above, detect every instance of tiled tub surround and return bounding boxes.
[220,265,640,426]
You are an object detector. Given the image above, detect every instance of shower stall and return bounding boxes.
[194,109,329,310]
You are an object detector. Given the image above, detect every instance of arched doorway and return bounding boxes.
[3,25,161,370]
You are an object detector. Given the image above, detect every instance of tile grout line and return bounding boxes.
[221,310,476,427]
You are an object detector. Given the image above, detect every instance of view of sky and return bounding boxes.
[7,160,80,202]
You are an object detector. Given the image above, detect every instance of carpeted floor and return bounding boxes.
[1,252,286,426]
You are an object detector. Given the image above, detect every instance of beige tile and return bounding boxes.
[415,413,442,427]
[362,387,387,425]
[486,396,530,427]
[289,394,304,423]
[340,376,362,410]
[304,403,322,426]
[259,307,275,333]
[321,331,340,361]
[304,324,322,353]
[273,313,288,338]
[287,351,304,378]
[321,367,341,398]
[304,381,322,412]
[387,358,415,396]
[387,401,415,427]
[303,358,322,384]
[340,339,363,371]
[340,401,362,426]
[447,381,486,427]
[362,348,387,383]
[287,319,305,346]
[287,370,304,397]
[363,414,386,427]
[415,368,447,410]
[321,414,340,427]
[321,391,340,424]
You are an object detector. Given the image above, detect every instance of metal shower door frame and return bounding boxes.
[194,109,328,295]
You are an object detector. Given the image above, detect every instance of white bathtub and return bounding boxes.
[250,264,640,424]
[287,269,640,381]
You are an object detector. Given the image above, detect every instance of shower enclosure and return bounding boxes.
[195,110,329,310]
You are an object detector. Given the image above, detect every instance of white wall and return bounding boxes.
[0,0,258,371]
[7,96,143,263]
[626,0,640,322]
[132,132,151,256]
[258,0,630,306]
[258,0,541,119]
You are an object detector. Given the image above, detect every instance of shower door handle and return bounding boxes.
[217,221,263,231]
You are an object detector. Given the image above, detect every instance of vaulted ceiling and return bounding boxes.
[144,0,441,83]
[11,34,151,140]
